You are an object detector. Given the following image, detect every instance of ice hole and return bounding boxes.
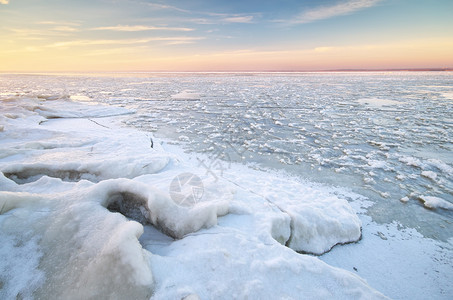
[106,192,151,225]
[105,191,176,250]
[4,168,98,184]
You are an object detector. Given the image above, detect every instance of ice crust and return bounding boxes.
[0,95,384,299]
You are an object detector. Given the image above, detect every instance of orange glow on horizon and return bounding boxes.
[1,37,452,72]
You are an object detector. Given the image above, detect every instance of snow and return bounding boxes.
[0,221,45,299]
[149,219,382,299]
[0,95,384,299]
[321,215,453,300]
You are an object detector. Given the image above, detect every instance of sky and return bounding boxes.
[1,0,452,72]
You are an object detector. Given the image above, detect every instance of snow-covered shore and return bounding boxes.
[1,93,452,299]
[0,95,387,299]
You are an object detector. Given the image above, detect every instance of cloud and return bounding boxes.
[52,26,80,32]
[9,28,75,37]
[289,0,382,24]
[91,25,194,32]
[189,14,256,25]
[146,2,191,13]
[0,0,9,5]
[146,1,257,25]
[222,16,254,23]
[46,37,204,48]
[36,21,81,26]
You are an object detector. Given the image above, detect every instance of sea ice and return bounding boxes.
[0,94,385,299]
[2,72,452,299]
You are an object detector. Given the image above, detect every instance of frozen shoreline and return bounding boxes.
[0,94,452,299]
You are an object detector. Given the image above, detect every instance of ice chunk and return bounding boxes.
[400,196,409,203]
[419,195,453,210]
[224,168,362,255]
[421,170,437,181]
[284,194,362,254]
[399,156,424,168]
[171,90,200,99]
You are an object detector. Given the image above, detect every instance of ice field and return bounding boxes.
[0,72,452,299]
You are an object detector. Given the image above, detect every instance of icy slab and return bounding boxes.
[1,99,171,182]
[221,167,362,255]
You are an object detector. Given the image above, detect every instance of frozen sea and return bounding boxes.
[1,72,452,299]
[3,72,452,238]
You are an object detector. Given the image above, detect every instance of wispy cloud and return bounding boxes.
[36,21,81,26]
[145,1,257,25]
[222,16,254,23]
[91,25,194,32]
[189,14,256,25]
[9,28,75,37]
[47,36,204,48]
[52,26,80,32]
[146,2,191,13]
[0,0,9,5]
[287,0,382,24]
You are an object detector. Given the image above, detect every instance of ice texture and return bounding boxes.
[0,93,384,299]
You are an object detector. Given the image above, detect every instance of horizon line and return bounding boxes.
[1,68,453,74]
